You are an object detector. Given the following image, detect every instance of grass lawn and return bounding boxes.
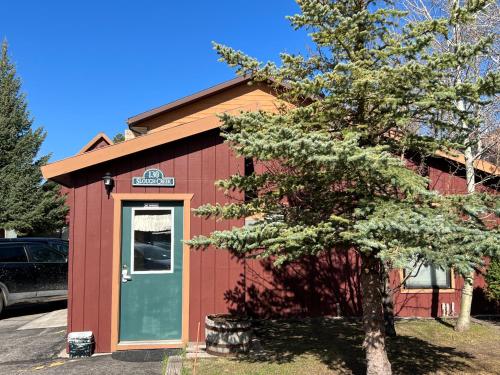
[182,318,500,375]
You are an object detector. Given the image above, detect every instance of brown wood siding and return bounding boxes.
[136,83,284,133]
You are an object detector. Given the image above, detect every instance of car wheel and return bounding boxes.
[0,292,3,315]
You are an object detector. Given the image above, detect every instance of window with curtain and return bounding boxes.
[404,263,451,289]
[132,209,172,272]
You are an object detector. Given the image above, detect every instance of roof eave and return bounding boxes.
[42,103,260,184]
[127,76,252,127]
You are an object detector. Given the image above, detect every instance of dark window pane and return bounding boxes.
[49,241,69,255]
[133,209,172,272]
[0,244,28,262]
[28,243,66,263]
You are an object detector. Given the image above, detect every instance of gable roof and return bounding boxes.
[42,103,259,186]
[127,76,252,127]
[42,78,499,186]
[77,132,113,154]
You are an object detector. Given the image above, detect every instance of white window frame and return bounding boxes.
[130,206,174,275]
[403,263,451,289]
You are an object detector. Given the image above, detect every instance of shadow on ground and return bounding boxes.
[239,318,474,375]
[0,300,67,319]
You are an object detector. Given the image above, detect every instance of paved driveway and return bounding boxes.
[0,303,164,375]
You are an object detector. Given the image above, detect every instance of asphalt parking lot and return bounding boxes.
[0,302,165,375]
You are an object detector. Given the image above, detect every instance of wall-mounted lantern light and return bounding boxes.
[102,172,114,198]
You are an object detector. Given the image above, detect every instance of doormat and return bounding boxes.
[111,349,181,362]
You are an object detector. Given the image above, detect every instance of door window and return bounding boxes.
[28,243,66,263]
[131,208,173,273]
[0,244,28,262]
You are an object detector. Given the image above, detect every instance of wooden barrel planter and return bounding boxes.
[205,314,252,356]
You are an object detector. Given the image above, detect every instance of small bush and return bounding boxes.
[485,257,500,301]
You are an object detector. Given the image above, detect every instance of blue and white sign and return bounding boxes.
[132,169,175,187]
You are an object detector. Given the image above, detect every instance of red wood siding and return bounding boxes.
[67,130,247,352]
[393,157,498,318]
[66,129,497,352]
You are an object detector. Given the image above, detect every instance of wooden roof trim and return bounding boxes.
[125,76,499,176]
[77,132,113,154]
[42,73,498,183]
[43,111,499,183]
[44,129,498,186]
[127,76,252,126]
[41,103,259,182]
[435,150,499,176]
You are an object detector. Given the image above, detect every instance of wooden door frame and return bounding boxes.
[110,193,193,351]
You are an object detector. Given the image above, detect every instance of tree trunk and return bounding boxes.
[455,270,475,332]
[382,268,397,337]
[361,254,393,375]
[455,143,476,332]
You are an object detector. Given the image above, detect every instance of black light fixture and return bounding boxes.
[102,172,114,197]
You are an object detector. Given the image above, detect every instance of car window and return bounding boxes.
[49,241,69,255]
[28,243,66,263]
[0,244,28,262]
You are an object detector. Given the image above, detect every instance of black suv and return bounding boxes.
[0,238,68,315]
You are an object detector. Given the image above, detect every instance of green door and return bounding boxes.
[119,201,183,342]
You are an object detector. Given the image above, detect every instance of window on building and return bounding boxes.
[404,263,451,289]
[0,244,28,262]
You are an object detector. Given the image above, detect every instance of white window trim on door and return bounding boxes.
[130,206,175,275]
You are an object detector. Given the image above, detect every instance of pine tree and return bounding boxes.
[112,132,125,144]
[0,41,67,235]
[485,256,500,302]
[187,1,500,374]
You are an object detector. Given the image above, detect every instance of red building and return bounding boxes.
[42,77,499,353]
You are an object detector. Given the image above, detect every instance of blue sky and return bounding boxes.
[2,1,310,161]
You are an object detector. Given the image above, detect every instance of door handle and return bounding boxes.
[122,266,132,283]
